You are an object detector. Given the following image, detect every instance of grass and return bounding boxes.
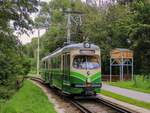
[0,100,5,113]
[0,80,56,113]
[109,75,150,94]
[101,90,150,110]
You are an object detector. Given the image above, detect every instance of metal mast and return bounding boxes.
[37,29,40,76]
[36,0,51,76]
[37,0,40,76]
[64,7,83,44]
[67,8,71,44]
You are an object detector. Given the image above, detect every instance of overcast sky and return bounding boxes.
[18,0,51,45]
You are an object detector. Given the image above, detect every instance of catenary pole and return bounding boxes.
[37,0,40,76]
[37,29,40,76]
[67,8,71,44]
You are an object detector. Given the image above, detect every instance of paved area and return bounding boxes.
[102,84,150,103]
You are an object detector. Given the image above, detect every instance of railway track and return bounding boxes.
[29,76,133,113]
[71,98,132,113]
[29,76,44,83]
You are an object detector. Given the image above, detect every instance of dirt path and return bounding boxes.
[31,80,81,113]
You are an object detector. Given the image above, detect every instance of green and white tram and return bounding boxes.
[41,42,102,95]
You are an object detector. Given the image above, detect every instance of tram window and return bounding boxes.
[66,54,70,68]
[63,54,70,77]
[43,61,48,69]
[51,56,61,69]
[42,61,45,68]
[48,59,51,69]
[73,55,100,69]
[57,56,61,68]
[47,60,48,68]
[51,58,56,69]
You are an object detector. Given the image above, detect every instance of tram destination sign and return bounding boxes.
[80,50,95,54]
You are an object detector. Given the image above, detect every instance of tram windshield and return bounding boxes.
[73,55,100,69]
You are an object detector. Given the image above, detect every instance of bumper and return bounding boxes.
[71,83,102,88]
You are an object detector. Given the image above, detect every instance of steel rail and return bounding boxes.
[70,100,92,113]
[71,98,132,113]
[95,98,132,113]
[28,76,44,83]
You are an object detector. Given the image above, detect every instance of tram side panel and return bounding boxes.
[50,55,62,89]
[41,60,50,84]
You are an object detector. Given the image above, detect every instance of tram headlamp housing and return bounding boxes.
[84,42,91,48]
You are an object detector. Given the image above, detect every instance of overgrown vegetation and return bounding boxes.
[0,80,56,113]
[0,0,38,99]
[101,90,150,110]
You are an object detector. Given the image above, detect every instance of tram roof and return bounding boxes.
[111,48,132,52]
[42,43,100,61]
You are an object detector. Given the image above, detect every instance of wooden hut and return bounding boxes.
[109,48,133,81]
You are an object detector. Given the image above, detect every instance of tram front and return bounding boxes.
[70,42,102,96]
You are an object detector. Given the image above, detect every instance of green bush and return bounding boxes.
[134,75,150,89]
[0,37,31,99]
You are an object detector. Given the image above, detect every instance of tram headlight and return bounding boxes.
[84,42,91,48]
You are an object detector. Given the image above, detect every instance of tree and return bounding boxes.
[0,0,38,99]
[129,0,150,75]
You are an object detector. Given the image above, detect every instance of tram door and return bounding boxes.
[62,53,70,89]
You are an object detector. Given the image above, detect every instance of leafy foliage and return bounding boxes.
[129,0,150,75]
[0,0,38,99]
[0,0,38,34]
